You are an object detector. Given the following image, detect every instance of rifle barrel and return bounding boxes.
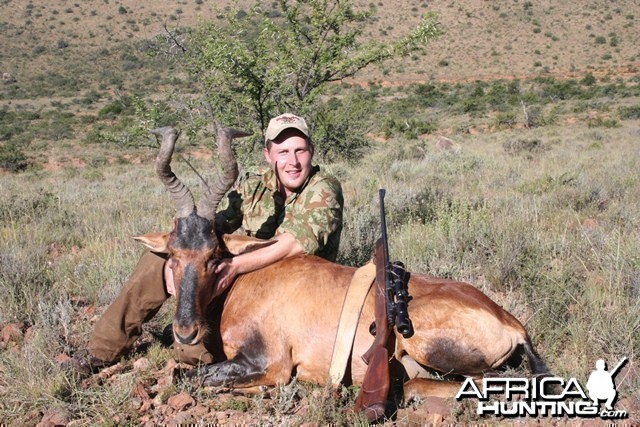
[379,189,389,267]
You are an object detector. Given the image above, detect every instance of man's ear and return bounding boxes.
[131,232,170,253]
[263,146,272,165]
[222,234,276,255]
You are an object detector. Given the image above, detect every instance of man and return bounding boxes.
[78,113,343,372]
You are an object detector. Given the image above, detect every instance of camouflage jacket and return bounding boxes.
[215,165,343,261]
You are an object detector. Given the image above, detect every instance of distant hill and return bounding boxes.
[1,0,638,100]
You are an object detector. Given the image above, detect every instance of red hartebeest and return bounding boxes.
[135,125,548,404]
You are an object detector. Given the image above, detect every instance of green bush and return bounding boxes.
[581,72,597,86]
[503,138,546,156]
[76,90,102,105]
[618,105,640,120]
[381,117,437,139]
[32,45,46,55]
[0,141,29,172]
[493,111,518,129]
[587,117,619,128]
[309,95,372,163]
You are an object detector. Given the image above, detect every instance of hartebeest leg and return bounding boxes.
[188,352,266,387]
[402,377,463,403]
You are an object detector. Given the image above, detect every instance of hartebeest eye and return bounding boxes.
[203,249,217,272]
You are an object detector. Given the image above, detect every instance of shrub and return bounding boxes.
[0,141,29,172]
[539,78,582,100]
[99,101,125,119]
[311,96,372,163]
[609,33,619,46]
[381,117,437,139]
[76,91,101,105]
[618,105,640,120]
[587,117,619,128]
[581,72,597,86]
[493,111,518,129]
[503,138,546,156]
[32,45,46,55]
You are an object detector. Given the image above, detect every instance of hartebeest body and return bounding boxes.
[138,125,547,399]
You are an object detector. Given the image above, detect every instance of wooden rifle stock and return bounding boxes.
[354,238,392,421]
[361,238,391,364]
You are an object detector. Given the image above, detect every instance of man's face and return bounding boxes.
[263,128,313,197]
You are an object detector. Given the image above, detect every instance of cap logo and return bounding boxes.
[276,116,298,124]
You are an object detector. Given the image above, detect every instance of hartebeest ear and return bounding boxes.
[222,234,276,255]
[131,232,170,253]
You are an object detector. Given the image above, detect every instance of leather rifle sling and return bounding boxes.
[328,261,376,387]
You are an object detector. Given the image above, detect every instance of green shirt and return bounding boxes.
[215,165,343,261]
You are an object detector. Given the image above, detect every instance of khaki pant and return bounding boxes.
[88,249,215,365]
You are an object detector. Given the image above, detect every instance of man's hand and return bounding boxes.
[211,233,304,296]
[214,258,239,295]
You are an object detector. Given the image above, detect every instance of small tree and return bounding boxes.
[179,0,441,160]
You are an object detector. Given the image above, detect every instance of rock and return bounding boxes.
[55,353,71,364]
[168,411,192,424]
[155,374,172,390]
[36,408,69,427]
[131,381,150,400]
[2,72,16,83]
[25,326,36,341]
[190,404,210,418]
[2,323,24,344]
[167,392,195,411]
[133,357,151,371]
[131,397,143,410]
[400,396,452,425]
[212,411,230,422]
[435,136,461,153]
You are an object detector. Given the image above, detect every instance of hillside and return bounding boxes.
[1,0,639,96]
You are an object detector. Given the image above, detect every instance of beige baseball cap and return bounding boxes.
[264,113,309,143]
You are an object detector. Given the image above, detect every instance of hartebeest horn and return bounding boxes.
[198,123,252,221]
[150,127,195,218]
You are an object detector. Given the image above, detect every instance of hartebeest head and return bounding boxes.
[132,125,263,346]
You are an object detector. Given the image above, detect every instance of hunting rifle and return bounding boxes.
[355,188,414,421]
